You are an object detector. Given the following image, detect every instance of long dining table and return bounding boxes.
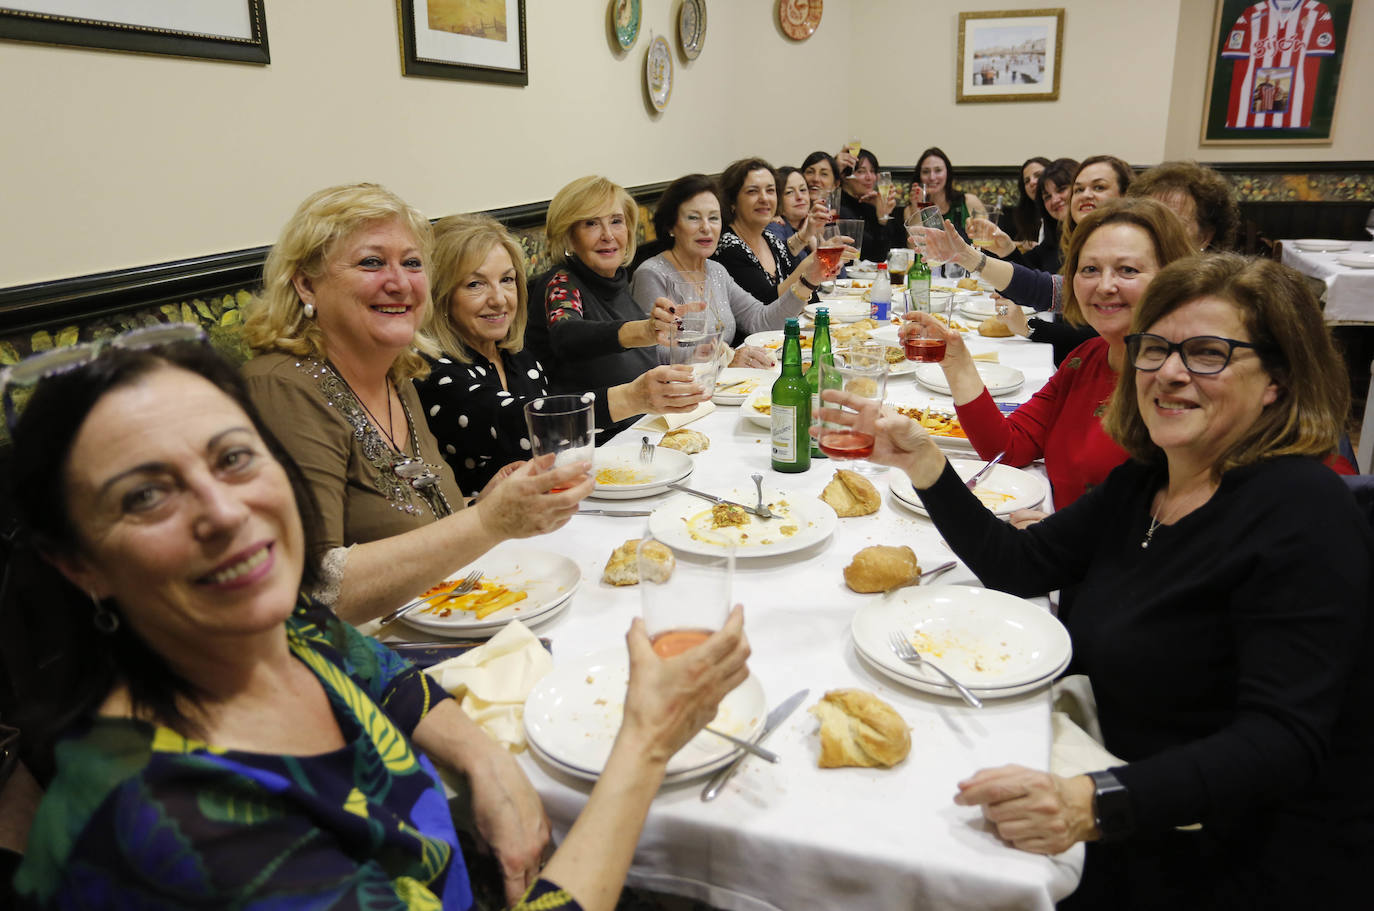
[471,302,1086,911]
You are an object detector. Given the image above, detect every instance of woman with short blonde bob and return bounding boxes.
[418,215,704,494]
[243,183,590,627]
[824,254,1373,907]
[526,177,678,416]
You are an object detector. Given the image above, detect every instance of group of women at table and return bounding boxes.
[4,141,1370,910]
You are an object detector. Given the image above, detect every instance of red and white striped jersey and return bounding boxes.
[1221,0,1335,129]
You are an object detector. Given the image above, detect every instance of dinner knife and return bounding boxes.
[701,688,808,802]
[576,508,652,517]
[666,482,770,519]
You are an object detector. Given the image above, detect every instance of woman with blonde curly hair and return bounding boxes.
[242,183,590,626]
[418,214,705,494]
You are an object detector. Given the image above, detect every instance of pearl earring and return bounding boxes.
[303,301,315,319]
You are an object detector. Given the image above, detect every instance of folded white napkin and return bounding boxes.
[635,399,716,432]
[429,620,552,752]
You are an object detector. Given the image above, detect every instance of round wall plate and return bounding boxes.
[779,0,822,41]
[646,35,673,112]
[679,0,707,60]
[612,0,641,51]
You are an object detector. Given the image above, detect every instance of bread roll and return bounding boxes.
[956,276,980,291]
[978,317,1013,338]
[660,428,709,454]
[843,545,921,593]
[809,689,911,768]
[602,539,674,586]
[820,470,881,517]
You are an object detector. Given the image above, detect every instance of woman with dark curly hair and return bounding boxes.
[1127,160,1240,252]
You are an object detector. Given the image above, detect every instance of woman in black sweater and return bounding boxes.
[825,254,1372,909]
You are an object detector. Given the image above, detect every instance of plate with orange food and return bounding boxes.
[399,547,581,637]
[588,445,694,500]
[892,404,975,452]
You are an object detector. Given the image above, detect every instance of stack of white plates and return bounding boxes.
[887,462,1046,518]
[1337,253,1374,269]
[524,647,767,783]
[851,586,1071,699]
[589,445,693,499]
[915,362,1024,396]
[399,548,580,638]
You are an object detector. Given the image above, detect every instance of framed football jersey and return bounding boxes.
[1201,0,1354,144]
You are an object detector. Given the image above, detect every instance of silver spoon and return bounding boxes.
[751,472,774,519]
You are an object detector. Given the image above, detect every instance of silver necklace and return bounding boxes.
[1141,508,1162,548]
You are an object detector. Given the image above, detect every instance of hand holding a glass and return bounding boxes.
[817,387,948,489]
[967,216,1015,257]
[900,297,966,365]
[907,216,975,271]
[523,394,596,495]
[816,343,887,460]
[638,530,736,658]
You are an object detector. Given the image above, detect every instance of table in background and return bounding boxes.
[1279,240,1374,325]
[501,327,1081,910]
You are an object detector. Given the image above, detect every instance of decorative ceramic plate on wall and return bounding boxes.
[779,0,822,41]
[646,35,673,112]
[612,0,641,51]
[679,0,707,60]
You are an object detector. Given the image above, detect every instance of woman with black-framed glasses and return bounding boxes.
[821,253,1374,907]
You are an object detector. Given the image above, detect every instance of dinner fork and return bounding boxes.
[639,435,655,465]
[887,631,983,708]
[750,472,774,519]
[379,569,483,627]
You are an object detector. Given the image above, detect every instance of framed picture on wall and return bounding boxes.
[0,1,268,64]
[956,9,1063,103]
[396,0,527,86]
[1200,0,1352,145]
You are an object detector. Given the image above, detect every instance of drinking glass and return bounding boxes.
[822,187,843,223]
[905,290,953,363]
[639,529,734,657]
[887,249,912,290]
[817,222,848,275]
[818,343,887,461]
[524,394,595,490]
[834,218,864,264]
[907,206,947,266]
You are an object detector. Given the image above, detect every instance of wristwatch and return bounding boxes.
[1086,770,1134,842]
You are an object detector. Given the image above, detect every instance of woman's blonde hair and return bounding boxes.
[425,214,529,364]
[1059,197,1195,328]
[544,176,638,266]
[1101,253,1349,476]
[242,182,439,381]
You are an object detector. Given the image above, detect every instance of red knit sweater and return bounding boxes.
[956,337,1124,508]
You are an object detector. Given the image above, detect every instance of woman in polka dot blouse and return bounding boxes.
[418,215,709,495]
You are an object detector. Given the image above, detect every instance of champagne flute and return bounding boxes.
[639,529,734,657]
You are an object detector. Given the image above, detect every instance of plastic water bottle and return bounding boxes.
[870,264,891,321]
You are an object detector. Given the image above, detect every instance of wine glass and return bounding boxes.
[639,529,734,657]
[818,343,887,461]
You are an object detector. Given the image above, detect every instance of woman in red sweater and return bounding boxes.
[904,198,1194,517]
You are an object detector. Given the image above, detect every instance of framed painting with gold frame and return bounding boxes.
[956,9,1063,103]
[0,1,268,63]
[397,0,527,86]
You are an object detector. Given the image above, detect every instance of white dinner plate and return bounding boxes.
[524,647,766,779]
[806,300,871,322]
[851,585,1072,697]
[712,367,775,405]
[843,269,878,281]
[886,462,1047,518]
[589,445,693,500]
[1337,253,1374,269]
[399,548,580,637]
[742,329,810,354]
[915,362,1024,397]
[1293,239,1351,252]
[958,298,1036,320]
[740,386,775,429]
[649,488,838,558]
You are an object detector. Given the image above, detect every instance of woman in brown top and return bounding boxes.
[242,183,596,625]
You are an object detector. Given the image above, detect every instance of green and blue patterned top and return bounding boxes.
[14,597,580,910]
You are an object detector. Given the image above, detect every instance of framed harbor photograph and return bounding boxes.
[0,1,268,64]
[1200,0,1353,146]
[956,9,1063,103]
[397,0,527,86]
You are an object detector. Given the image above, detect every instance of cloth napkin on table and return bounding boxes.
[970,351,1001,363]
[634,399,716,432]
[1049,674,1122,777]
[428,620,552,752]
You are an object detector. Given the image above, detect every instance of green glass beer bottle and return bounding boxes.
[770,318,810,473]
[908,252,931,314]
[804,308,835,459]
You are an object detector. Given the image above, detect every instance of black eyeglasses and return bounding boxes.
[1125,333,1261,376]
[0,323,207,430]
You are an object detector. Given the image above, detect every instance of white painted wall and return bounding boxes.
[0,0,1367,288]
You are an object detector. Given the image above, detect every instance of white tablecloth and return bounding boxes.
[1279,240,1374,324]
[459,324,1081,909]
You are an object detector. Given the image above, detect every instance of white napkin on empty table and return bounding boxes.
[429,620,552,752]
